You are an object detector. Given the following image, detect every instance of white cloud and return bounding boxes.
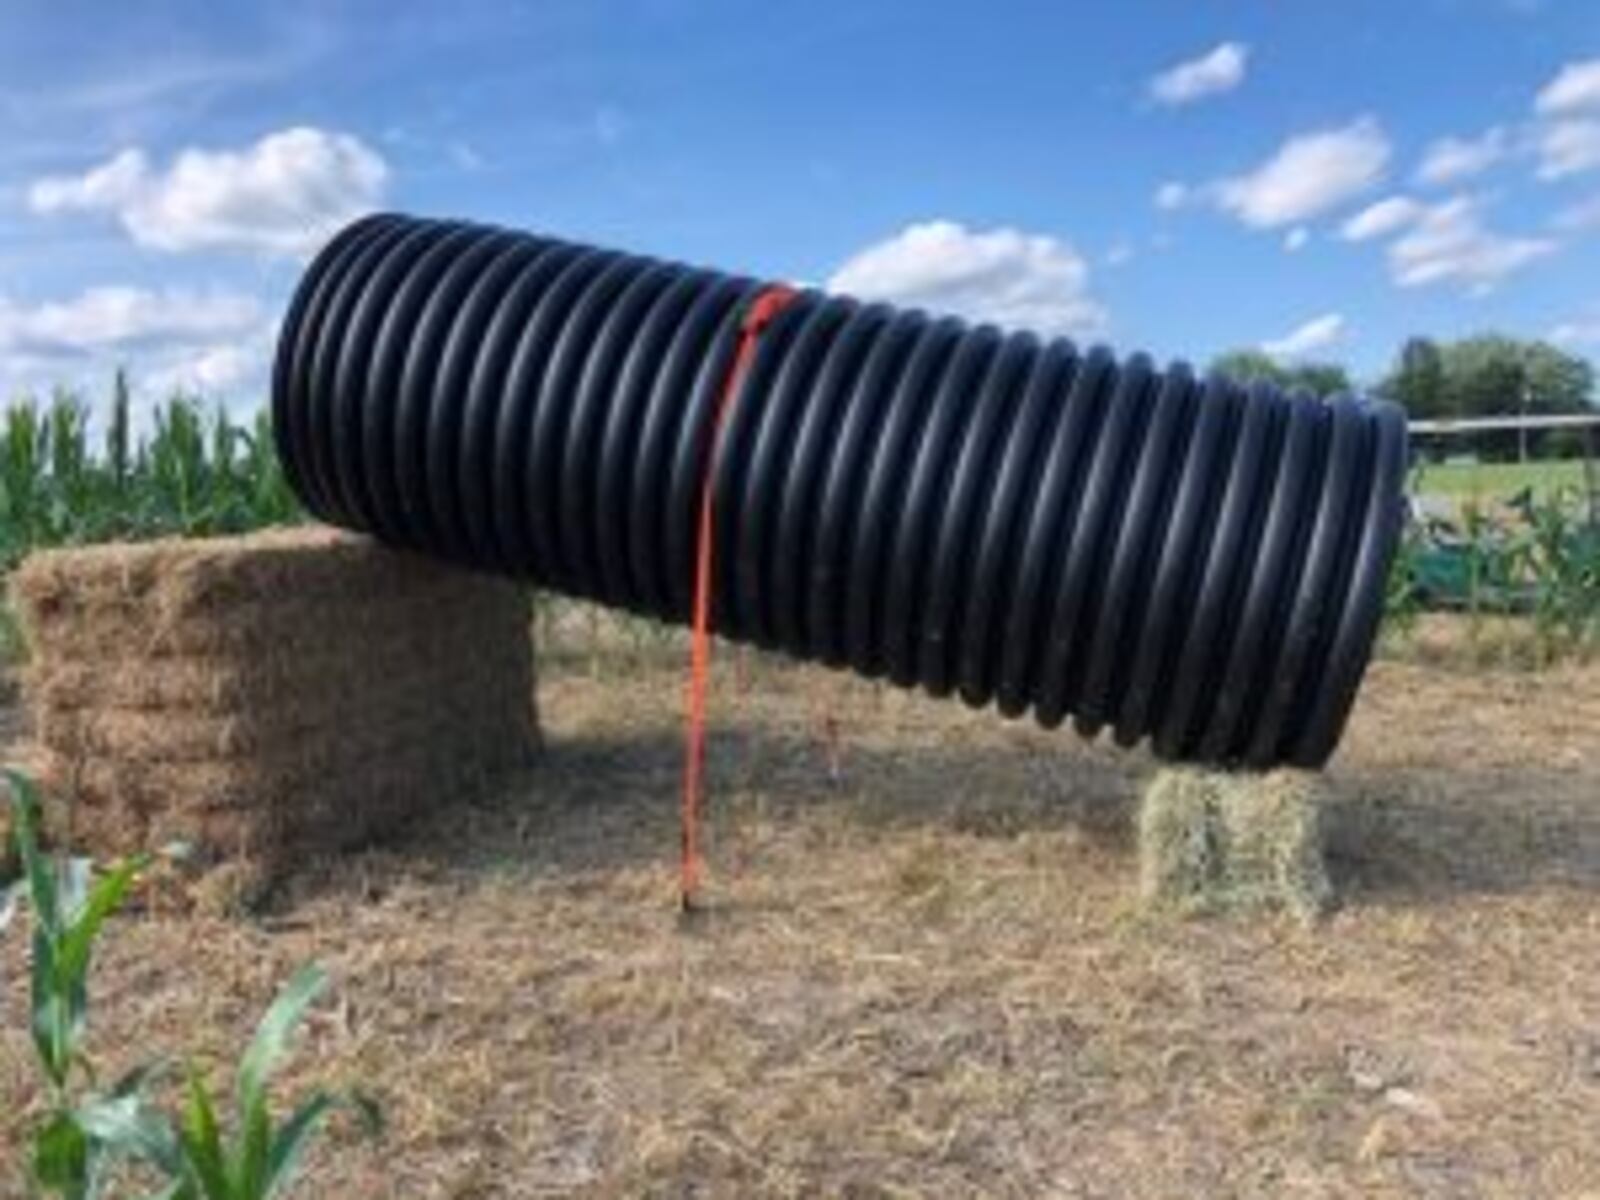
[827,220,1108,339]
[28,149,149,214]
[29,126,387,258]
[1535,118,1600,180]
[1340,195,1424,241]
[1211,117,1391,228]
[1262,313,1346,360]
[1283,226,1310,252]
[1154,181,1190,210]
[0,287,261,357]
[1535,58,1600,116]
[144,341,268,398]
[0,22,328,126]
[1386,196,1556,292]
[1552,191,1600,232]
[1104,240,1135,267]
[1147,42,1250,107]
[1415,126,1509,185]
[0,285,272,413]
[1550,315,1600,346]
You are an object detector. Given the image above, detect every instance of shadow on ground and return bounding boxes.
[1326,766,1600,902]
[289,701,1600,913]
[5,640,1595,913]
[312,721,1142,889]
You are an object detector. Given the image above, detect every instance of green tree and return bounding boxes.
[1436,336,1593,418]
[1208,350,1352,398]
[1438,335,1596,459]
[1287,362,1353,398]
[1383,337,1448,420]
[1509,341,1593,416]
[1210,350,1288,390]
[1381,333,1597,458]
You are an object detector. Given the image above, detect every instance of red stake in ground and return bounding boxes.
[681,284,798,913]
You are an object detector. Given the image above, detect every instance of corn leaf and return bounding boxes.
[31,1110,90,1194]
[0,877,19,933]
[33,926,69,1089]
[236,1081,271,1198]
[179,1069,231,1200]
[237,964,326,1116]
[57,856,143,987]
[263,1092,334,1197]
[6,768,57,932]
[75,1091,182,1178]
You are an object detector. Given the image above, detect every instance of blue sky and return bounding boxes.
[1,0,1597,417]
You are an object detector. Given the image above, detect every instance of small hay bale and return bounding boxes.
[1138,767,1334,920]
[8,526,539,889]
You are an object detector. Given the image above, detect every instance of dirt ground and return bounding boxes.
[2,618,1598,1198]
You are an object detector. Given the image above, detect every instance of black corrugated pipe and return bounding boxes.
[272,212,1408,770]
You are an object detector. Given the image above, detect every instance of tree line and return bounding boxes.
[1209,334,1597,461]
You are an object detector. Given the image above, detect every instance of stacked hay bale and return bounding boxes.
[1138,767,1334,920]
[9,527,537,878]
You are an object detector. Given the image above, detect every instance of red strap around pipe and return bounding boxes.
[681,284,798,912]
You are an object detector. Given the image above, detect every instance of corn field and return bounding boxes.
[1,376,1596,669]
[0,374,300,575]
[1388,484,1600,661]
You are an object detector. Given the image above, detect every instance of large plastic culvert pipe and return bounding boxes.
[272,212,1408,770]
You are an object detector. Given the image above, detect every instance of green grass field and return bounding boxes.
[1411,458,1593,500]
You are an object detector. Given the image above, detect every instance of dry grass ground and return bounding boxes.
[2,615,1598,1197]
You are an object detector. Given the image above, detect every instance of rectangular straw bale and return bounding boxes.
[33,685,529,765]
[10,526,538,879]
[30,635,529,748]
[11,526,465,618]
[38,705,531,800]
[1138,767,1334,921]
[37,733,524,860]
[26,622,524,711]
[18,587,509,661]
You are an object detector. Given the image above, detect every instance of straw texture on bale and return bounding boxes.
[1139,767,1334,920]
[9,526,537,876]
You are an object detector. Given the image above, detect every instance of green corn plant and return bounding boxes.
[0,381,306,574]
[0,599,23,667]
[46,392,85,469]
[1507,487,1600,661]
[4,769,162,1199]
[1381,499,1434,643]
[50,393,108,550]
[1399,485,1600,664]
[240,412,300,530]
[2,401,48,564]
[1455,500,1528,646]
[148,964,382,1199]
[145,398,210,534]
[5,770,377,1198]
[106,371,132,494]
